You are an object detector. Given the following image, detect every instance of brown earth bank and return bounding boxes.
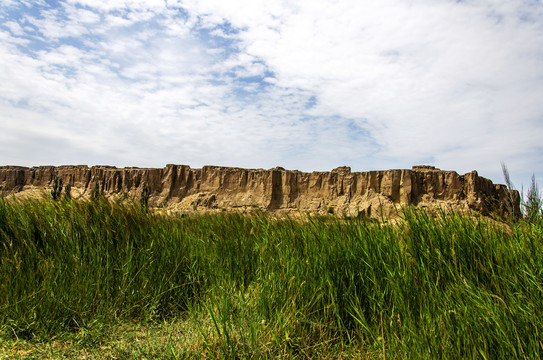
[0,164,520,219]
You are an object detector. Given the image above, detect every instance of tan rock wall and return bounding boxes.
[0,164,521,218]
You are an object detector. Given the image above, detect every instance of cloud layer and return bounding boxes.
[1,0,542,188]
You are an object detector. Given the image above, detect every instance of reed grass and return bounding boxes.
[0,196,542,358]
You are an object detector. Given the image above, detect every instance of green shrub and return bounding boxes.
[50,176,63,200]
[140,183,150,212]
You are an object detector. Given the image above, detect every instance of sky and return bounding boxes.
[1,0,542,191]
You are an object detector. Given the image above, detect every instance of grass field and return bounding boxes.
[1,197,542,359]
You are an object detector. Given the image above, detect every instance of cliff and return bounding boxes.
[0,164,520,218]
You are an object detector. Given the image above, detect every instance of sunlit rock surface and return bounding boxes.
[0,164,520,218]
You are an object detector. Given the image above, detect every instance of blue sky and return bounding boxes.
[1,0,542,191]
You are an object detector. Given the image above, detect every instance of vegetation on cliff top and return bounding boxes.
[0,196,542,359]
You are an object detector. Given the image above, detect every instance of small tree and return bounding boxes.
[502,162,542,220]
[51,176,63,201]
[140,183,150,212]
[525,174,542,220]
[64,182,72,200]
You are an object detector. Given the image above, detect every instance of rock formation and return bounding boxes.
[0,164,520,219]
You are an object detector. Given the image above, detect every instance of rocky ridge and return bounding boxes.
[0,164,520,218]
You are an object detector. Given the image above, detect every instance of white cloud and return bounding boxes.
[181,0,543,179]
[4,20,24,35]
[0,0,542,189]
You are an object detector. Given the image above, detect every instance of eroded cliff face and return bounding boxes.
[0,164,520,218]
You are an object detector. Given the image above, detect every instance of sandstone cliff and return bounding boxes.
[0,164,520,218]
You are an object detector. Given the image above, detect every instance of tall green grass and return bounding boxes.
[1,196,542,358]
